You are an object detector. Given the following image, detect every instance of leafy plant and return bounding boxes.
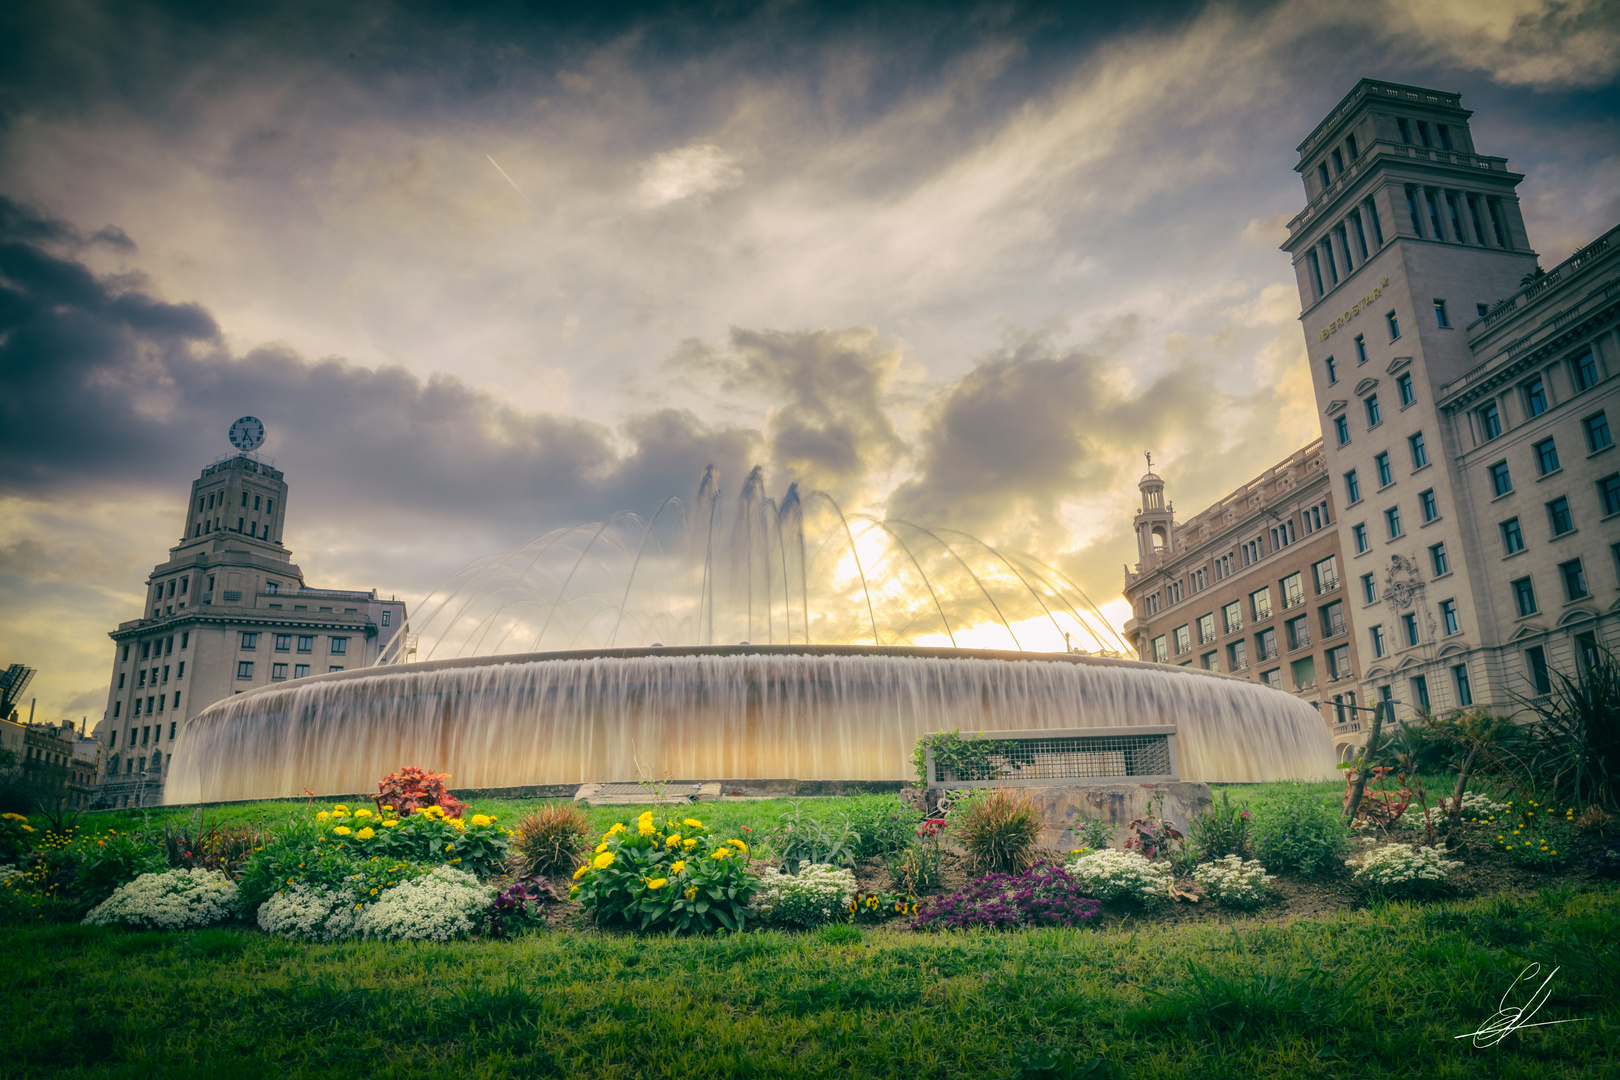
[1069,818,1113,853]
[1590,830,1620,878]
[1188,791,1250,859]
[1122,798,1183,859]
[1342,766,1412,831]
[847,888,918,921]
[508,805,591,877]
[161,810,267,874]
[914,866,1102,930]
[912,729,998,786]
[1517,647,1620,812]
[571,810,758,934]
[1251,786,1351,878]
[956,789,1043,875]
[1491,795,1575,869]
[373,766,468,820]
[311,802,511,877]
[485,878,560,938]
[840,796,920,858]
[771,804,861,872]
[354,866,493,941]
[883,817,947,893]
[1192,855,1274,910]
[0,812,36,863]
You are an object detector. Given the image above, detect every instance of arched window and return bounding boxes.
[1151,526,1167,553]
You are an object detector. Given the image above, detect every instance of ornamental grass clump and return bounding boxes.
[354,866,494,942]
[82,868,240,930]
[572,810,759,933]
[956,789,1044,875]
[1063,848,1171,907]
[1351,843,1461,899]
[913,866,1101,931]
[751,864,856,928]
[508,805,591,877]
[1192,855,1275,910]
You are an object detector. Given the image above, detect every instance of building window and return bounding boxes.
[1419,488,1438,522]
[1430,542,1449,577]
[272,663,288,679]
[1547,496,1574,536]
[1227,640,1248,671]
[1354,335,1367,364]
[1250,588,1272,622]
[1328,644,1351,680]
[1143,592,1162,616]
[1453,664,1473,707]
[1352,523,1369,553]
[1526,645,1552,695]
[1375,452,1393,487]
[1477,301,1488,318]
[1198,613,1216,645]
[1320,600,1346,638]
[1365,395,1381,427]
[1286,615,1310,651]
[240,632,258,649]
[1405,185,1422,232]
[1500,517,1524,554]
[176,661,184,679]
[1572,348,1599,391]
[1166,580,1184,605]
[1411,674,1431,714]
[1585,412,1612,452]
[1601,474,1620,516]
[181,632,188,649]
[1534,438,1560,475]
[1480,402,1502,441]
[1307,250,1324,296]
[1424,189,1444,237]
[1433,299,1449,327]
[1361,573,1377,604]
[1334,415,1350,446]
[1524,377,1547,417]
[1561,559,1588,601]
[1402,612,1419,647]
[1397,118,1412,144]
[1151,636,1168,663]
[1261,668,1282,689]
[1345,470,1361,503]
[1385,506,1403,539]
[382,610,391,626]
[1579,633,1602,673]
[1201,651,1220,672]
[1317,162,1331,190]
[237,661,254,679]
[1512,577,1537,617]
[1257,627,1279,661]
[1364,198,1383,245]
[1386,310,1400,340]
[1281,573,1305,609]
[1370,625,1386,658]
[1489,461,1512,496]
[330,636,349,655]
[297,636,314,652]
[1302,501,1330,533]
[1409,431,1427,469]
[294,664,310,679]
[1396,372,1414,406]
[113,702,120,718]
[1269,522,1296,552]
[274,635,291,651]
[1223,601,1243,634]
[1174,625,1191,655]
[1440,598,1459,635]
[1213,554,1235,580]
[1313,556,1339,594]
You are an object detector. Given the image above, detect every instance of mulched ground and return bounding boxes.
[526,825,1615,934]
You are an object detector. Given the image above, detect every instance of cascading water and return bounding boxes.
[162,469,1337,805]
[164,646,1337,804]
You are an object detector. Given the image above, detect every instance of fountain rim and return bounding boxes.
[208,642,1285,710]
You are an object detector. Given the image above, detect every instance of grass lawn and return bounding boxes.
[7,884,1616,1079]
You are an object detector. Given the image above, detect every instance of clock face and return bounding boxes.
[229,416,265,452]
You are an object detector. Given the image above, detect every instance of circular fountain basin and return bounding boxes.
[162,645,1337,804]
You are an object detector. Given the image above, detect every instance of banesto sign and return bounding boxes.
[1318,277,1391,341]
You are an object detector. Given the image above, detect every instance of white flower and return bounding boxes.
[1192,855,1275,910]
[750,864,857,927]
[1064,849,1172,906]
[1351,843,1461,897]
[257,880,366,941]
[83,868,240,930]
[353,867,492,942]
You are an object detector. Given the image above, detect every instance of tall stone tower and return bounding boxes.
[94,420,408,807]
[1283,79,1619,717]
[1133,462,1175,566]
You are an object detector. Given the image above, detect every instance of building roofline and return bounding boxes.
[1295,79,1467,161]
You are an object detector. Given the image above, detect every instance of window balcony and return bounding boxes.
[1199,631,1218,646]
[1323,619,1348,640]
[1328,669,1356,683]
[1230,660,1249,673]
[1332,721,1362,736]
[1256,644,1280,662]
[1224,619,1244,635]
[1251,605,1272,623]
[1282,593,1306,610]
[1288,631,1313,651]
[1316,576,1340,595]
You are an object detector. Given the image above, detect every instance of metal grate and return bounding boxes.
[927,726,1178,789]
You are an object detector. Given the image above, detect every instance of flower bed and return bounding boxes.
[83,868,240,930]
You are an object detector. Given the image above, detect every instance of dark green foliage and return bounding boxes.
[1188,790,1251,859]
[957,789,1044,875]
[772,803,862,871]
[507,804,591,876]
[1251,785,1351,878]
[839,795,919,859]
[913,728,998,785]
[1519,647,1620,811]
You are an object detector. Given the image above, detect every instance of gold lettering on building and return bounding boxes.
[1318,278,1390,341]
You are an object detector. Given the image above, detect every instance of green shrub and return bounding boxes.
[508,805,591,877]
[1251,786,1352,878]
[771,804,861,872]
[956,789,1043,875]
[1,812,35,863]
[1192,855,1274,910]
[912,729,997,786]
[571,810,758,933]
[1188,791,1250,859]
[751,864,857,927]
[840,796,918,859]
[1352,843,1460,898]
[1491,796,1575,869]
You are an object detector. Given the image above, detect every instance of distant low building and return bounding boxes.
[93,424,408,808]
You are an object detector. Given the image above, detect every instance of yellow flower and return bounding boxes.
[356,827,375,840]
[445,842,455,852]
[638,811,655,823]
[573,864,589,880]
[670,860,686,875]
[333,826,352,836]
[446,818,465,830]
[316,811,330,821]
[666,833,683,849]
[331,810,348,820]
[569,885,580,899]
[382,819,398,828]
[683,818,702,828]
[595,842,610,854]
[685,886,698,900]
[711,848,731,860]
[334,804,349,811]
[354,807,373,819]
[380,805,394,812]
[593,851,615,870]
[683,838,697,850]
[639,822,656,837]
[608,823,626,836]
[471,814,492,827]
[727,839,749,854]
[646,877,669,890]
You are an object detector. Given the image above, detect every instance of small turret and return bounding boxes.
[1133,452,1175,565]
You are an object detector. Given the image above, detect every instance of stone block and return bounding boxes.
[1014,781,1213,851]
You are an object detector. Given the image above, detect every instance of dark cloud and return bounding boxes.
[0,197,755,537]
[669,325,908,504]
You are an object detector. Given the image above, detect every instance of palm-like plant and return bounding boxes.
[1517,646,1620,812]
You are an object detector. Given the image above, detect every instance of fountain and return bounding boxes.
[163,473,1336,804]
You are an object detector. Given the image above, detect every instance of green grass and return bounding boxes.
[6,884,1616,1079]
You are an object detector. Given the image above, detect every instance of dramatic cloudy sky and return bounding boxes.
[1,0,1617,721]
